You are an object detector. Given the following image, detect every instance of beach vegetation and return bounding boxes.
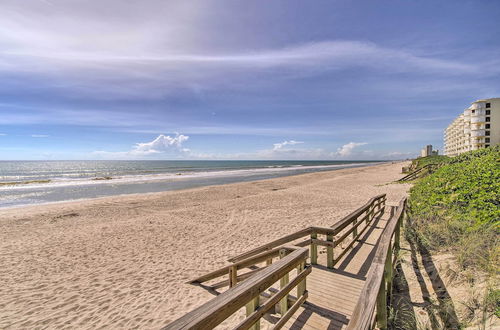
[408,146,499,272]
[412,155,450,169]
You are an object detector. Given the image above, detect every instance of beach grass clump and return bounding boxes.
[485,288,500,318]
[408,146,500,272]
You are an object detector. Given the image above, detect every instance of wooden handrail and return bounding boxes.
[227,228,312,263]
[397,164,440,182]
[229,194,386,263]
[163,247,309,330]
[347,197,407,330]
[190,245,296,284]
[190,194,387,288]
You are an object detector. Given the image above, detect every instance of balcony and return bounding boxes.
[471,116,486,123]
[471,102,486,110]
[471,130,485,137]
[463,128,471,134]
[471,109,486,116]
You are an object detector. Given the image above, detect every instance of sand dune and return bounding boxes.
[0,162,410,329]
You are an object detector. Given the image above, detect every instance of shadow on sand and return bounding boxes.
[390,226,461,330]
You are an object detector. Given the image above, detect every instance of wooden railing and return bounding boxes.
[165,194,389,330]
[397,164,440,182]
[189,194,386,290]
[163,246,310,330]
[346,197,407,330]
[228,194,385,267]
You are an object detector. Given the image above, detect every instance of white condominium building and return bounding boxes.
[444,98,500,156]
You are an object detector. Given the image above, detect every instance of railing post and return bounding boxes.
[352,217,358,239]
[327,234,334,269]
[376,243,393,330]
[279,249,289,315]
[394,219,401,253]
[245,296,260,330]
[376,275,388,330]
[229,265,237,288]
[386,243,393,302]
[296,261,306,298]
[310,232,318,265]
[266,258,273,266]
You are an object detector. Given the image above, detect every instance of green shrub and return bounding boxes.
[408,146,500,271]
[485,288,500,318]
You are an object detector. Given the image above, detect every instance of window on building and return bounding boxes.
[472,110,475,114]
[486,103,491,108]
[486,124,490,129]
[486,138,490,143]
[486,117,490,122]
[486,110,490,115]
[485,144,490,148]
[486,131,490,136]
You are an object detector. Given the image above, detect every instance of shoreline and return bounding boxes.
[0,161,410,329]
[0,161,392,211]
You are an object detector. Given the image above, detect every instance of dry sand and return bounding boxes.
[0,162,410,329]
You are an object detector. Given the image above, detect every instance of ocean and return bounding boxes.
[0,160,382,208]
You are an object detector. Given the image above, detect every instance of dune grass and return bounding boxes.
[405,146,499,326]
[408,146,499,271]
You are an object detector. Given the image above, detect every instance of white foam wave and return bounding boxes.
[0,163,377,191]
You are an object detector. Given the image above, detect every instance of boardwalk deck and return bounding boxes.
[283,214,389,329]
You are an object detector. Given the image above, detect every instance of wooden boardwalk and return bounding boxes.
[164,195,406,330]
[283,214,389,329]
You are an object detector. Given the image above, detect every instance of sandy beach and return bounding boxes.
[0,162,410,329]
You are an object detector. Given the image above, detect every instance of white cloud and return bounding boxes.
[0,133,6,136]
[273,140,303,150]
[134,134,189,154]
[92,135,413,161]
[93,133,190,159]
[31,134,49,138]
[196,140,368,161]
[336,142,367,157]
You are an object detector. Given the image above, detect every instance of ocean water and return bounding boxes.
[0,160,381,208]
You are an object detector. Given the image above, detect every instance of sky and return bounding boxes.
[0,0,499,160]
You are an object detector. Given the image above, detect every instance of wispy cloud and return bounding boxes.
[0,1,486,101]
[0,40,480,80]
[273,140,304,150]
[0,133,6,136]
[1,1,495,161]
[31,134,49,138]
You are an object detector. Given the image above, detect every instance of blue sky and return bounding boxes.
[1,0,499,160]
